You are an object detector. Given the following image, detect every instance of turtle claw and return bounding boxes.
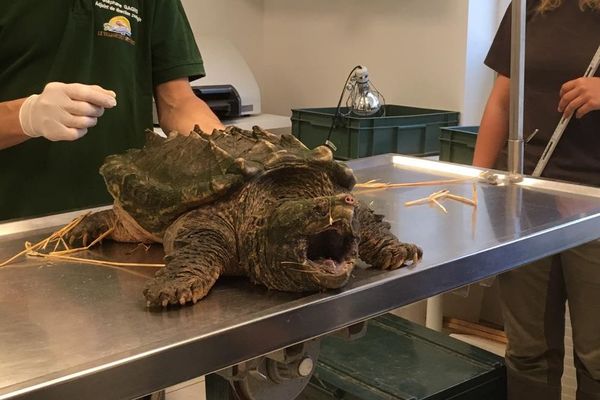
[413,251,421,265]
[64,211,114,248]
[143,270,212,308]
[177,288,193,305]
[373,243,422,270]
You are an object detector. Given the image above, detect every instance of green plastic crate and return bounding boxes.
[439,126,479,165]
[291,105,460,160]
[298,314,506,400]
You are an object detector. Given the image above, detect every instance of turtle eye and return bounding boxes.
[313,199,330,217]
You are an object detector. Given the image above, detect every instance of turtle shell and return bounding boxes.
[100,126,356,234]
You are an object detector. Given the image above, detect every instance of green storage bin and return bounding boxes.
[291,105,460,160]
[439,126,479,165]
[298,314,506,400]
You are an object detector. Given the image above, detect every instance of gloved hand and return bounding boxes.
[19,82,117,141]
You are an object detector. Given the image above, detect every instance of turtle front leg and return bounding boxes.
[144,209,237,308]
[356,202,422,270]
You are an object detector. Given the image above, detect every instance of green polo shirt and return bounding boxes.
[0,0,205,221]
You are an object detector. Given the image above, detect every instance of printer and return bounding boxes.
[190,36,261,118]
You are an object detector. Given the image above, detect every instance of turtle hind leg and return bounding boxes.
[65,207,158,248]
[65,209,118,248]
[144,209,236,308]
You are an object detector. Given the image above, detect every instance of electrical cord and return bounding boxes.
[325,65,362,151]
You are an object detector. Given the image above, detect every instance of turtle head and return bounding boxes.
[260,193,359,292]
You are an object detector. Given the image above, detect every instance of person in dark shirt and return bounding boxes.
[473,1,600,399]
[0,1,224,221]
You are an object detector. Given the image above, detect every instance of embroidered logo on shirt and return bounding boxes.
[104,16,132,37]
[95,1,142,46]
[98,15,135,45]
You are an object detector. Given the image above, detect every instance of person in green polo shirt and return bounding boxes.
[0,0,224,222]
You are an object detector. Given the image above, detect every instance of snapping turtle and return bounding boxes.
[68,126,422,307]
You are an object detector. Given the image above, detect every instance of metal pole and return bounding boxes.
[507,0,526,180]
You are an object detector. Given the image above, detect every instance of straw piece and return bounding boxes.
[446,193,477,207]
[403,186,478,212]
[429,189,449,200]
[354,177,471,191]
[431,198,448,213]
[1,214,162,271]
[28,251,164,268]
[0,247,33,268]
[404,197,432,207]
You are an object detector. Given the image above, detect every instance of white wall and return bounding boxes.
[497,0,511,23]
[461,1,498,125]
[182,0,505,127]
[261,0,472,118]
[180,0,264,85]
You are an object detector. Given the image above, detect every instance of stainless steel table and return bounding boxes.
[2,154,600,400]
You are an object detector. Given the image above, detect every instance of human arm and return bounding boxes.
[154,78,225,135]
[0,83,117,150]
[558,77,600,119]
[0,98,29,149]
[472,74,511,168]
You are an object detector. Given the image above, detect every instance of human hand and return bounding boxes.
[558,77,600,119]
[19,82,117,141]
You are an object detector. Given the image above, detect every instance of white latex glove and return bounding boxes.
[19,82,117,141]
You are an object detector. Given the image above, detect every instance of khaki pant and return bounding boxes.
[499,240,600,400]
